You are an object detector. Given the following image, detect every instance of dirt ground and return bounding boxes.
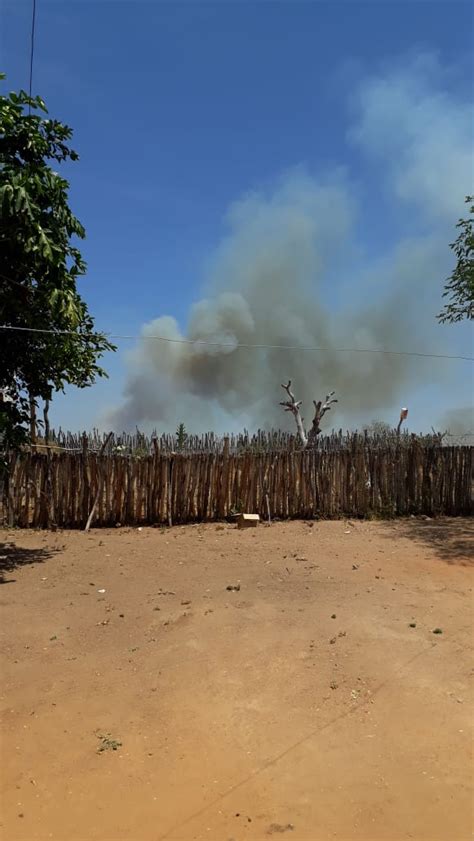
[1,517,473,841]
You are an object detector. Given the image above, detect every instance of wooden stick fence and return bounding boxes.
[1,444,472,528]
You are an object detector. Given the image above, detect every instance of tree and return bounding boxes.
[364,409,408,437]
[176,422,188,451]
[438,195,474,323]
[0,78,115,449]
[280,381,338,446]
[363,420,392,436]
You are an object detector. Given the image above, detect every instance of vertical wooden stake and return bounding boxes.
[265,490,271,523]
[84,432,113,532]
[168,457,173,528]
[43,399,52,528]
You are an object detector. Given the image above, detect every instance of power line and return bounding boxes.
[28,0,37,105]
[0,323,473,362]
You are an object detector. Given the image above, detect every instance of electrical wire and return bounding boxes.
[28,0,37,106]
[0,323,472,361]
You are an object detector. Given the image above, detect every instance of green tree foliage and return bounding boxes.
[438,196,474,323]
[0,78,115,448]
[176,423,187,451]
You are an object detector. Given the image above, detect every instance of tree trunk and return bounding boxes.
[29,393,37,449]
[280,381,308,446]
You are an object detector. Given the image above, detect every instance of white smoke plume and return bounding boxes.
[437,407,473,436]
[106,55,472,434]
[349,51,471,221]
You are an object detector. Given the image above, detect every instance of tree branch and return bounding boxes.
[307,391,338,444]
[280,381,307,446]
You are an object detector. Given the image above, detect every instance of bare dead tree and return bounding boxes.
[307,391,338,445]
[280,381,307,445]
[280,382,338,447]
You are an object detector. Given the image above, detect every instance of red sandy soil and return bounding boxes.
[1,517,473,841]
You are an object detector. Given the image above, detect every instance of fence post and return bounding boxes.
[167,456,173,528]
[81,433,89,527]
[217,437,230,520]
[85,432,113,531]
[43,399,53,528]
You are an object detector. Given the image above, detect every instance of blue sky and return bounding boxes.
[2,0,473,434]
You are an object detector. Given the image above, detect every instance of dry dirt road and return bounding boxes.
[1,518,473,841]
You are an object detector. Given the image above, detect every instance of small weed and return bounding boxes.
[96,733,122,753]
[409,622,417,628]
[432,627,443,635]
[229,499,244,516]
[365,505,396,521]
[132,446,149,458]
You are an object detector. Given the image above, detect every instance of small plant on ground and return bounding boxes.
[96,732,122,753]
[229,498,244,516]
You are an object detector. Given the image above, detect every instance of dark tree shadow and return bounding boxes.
[0,541,59,584]
[384,518,474,566]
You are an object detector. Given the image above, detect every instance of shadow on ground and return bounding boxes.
[387,517,474,566]
[0,542,59,584]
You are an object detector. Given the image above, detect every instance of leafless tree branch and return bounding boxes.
[307,391,338,444]
[280,383,338,446]
[280,381,307,445]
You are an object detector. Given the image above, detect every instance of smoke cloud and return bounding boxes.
[106,55,472,435]
[437,407,473,436]
[349,52,471,221]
